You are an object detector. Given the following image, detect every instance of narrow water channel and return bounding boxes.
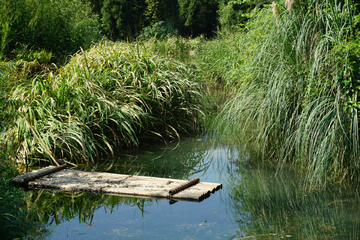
[24,136,360,239]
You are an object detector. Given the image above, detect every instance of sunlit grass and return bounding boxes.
[3,40,203,165]
[214,1,359,187]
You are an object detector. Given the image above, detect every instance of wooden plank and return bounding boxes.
[13,164,67,184]
[16,169,222,202]
[169,177,200,195]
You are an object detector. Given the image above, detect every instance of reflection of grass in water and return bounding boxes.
[23,137,237,239]
[226,159,360,239]
[24,138,217,235]
[26,189,154,226]
[79,138,213,180]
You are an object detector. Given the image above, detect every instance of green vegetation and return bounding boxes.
[0,94,34,239]
[1,0,360,237]
[214,0,360,188]
[0,0,102,60]
[4,41,202,165]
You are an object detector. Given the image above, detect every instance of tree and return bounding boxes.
[86,0,104,17]
[101,0,147,40]
[0,0,101,58]
[218,0,258,31]
[144,0,179,25]
[179,0,219,37]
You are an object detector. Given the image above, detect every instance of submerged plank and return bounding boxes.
[14,168,222,202]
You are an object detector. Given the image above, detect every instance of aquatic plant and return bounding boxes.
[4,41,203,165]
[215,0,360,187]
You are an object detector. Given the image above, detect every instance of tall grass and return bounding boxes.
[195,32,243,89]
[215,0,359,187]
[3,41,203,165]
[139,36,205,62]
[0,91,34,239]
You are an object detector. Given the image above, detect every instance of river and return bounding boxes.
[24,136,360,239]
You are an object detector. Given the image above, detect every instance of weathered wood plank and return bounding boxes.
[14,168,222,202]
[13,164,67,184]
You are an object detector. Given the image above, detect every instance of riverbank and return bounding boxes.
[0,38,207,239]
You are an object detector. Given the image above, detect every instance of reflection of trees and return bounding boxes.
[225,160,360,239]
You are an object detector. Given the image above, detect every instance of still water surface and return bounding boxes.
[27,137,360,239]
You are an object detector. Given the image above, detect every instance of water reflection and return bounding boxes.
[226,159,360,239]
[26,190,153,226]
[79,138,213,180]
[21,137,360,239]
[24,137,235,239]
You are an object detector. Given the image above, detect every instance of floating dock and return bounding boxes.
[13,165,222,202]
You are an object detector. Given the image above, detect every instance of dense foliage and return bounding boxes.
[214,0,360,187]
[3,41,202,165]
[0,0,102,60]
[1,0,360,237]
[0,94,34,239]
[101,0,147,40]
[0,0,261,59]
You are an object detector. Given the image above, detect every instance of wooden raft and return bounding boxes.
[13,165,222,202]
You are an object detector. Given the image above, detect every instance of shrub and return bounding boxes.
[217,0,257,32]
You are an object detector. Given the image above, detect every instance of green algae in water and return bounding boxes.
[22,137,360,239]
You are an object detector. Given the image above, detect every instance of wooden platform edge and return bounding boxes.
[13,164,67,185]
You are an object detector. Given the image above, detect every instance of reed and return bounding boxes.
[3,41,203,165]
[215,0,359,187]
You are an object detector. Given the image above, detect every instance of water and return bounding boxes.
[24,137,360,239]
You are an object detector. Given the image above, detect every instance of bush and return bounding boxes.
[218,0,257,32]
[333,35,360,112]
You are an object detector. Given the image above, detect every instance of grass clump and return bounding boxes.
[214,0,360,188]
[0,93,34,239]
[3,41,203,165]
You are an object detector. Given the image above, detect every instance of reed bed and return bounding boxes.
[215,0,359,187]
[3,41,203,165]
